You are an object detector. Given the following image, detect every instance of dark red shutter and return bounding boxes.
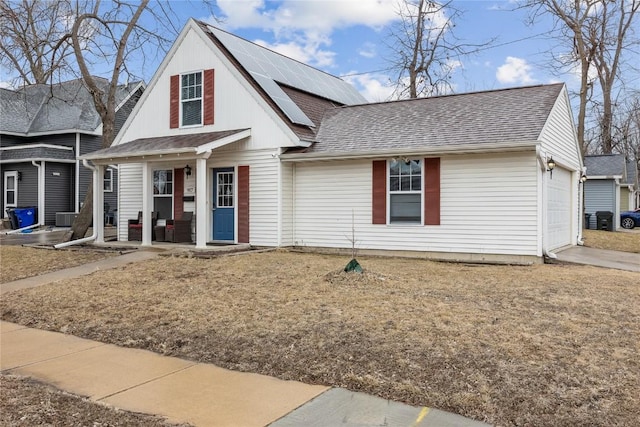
[372,160,387,224]
[423,158,440,225]
[203,69,215,125]
[170,75,179,128]
[237,165,250,243]
[174,168,184,218]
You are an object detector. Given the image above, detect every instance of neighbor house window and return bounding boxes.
[389,159,422,223]
[153,169,173,219]
[181,72,202,126]
[103,169,113,192]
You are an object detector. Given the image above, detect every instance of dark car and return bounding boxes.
[620,208,640,229]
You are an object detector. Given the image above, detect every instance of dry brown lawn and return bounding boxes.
[0,245,116,283]
[582,229,640,253]
[0,374,190,426]
[1,249,639,426]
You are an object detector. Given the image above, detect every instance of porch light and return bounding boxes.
[184,164,192,177]
[580,173,587,183]
[546,156,555,178]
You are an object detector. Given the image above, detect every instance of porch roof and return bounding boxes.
[82,129,251,164]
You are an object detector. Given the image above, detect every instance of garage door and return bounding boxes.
[547,167,572,250]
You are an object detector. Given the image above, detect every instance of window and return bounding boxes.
[389,159,421,223]
[181,72,202,126]
[4,171,18,211]
[103,169,113,192]
[217,172,234,207]
[153,170,173,219]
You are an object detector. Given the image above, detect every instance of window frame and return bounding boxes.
[387,159,423,224]
[103,168,113,193]
[180,71,203,128]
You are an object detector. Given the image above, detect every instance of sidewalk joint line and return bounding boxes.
[95,362,198,401]
[2,342,108,373]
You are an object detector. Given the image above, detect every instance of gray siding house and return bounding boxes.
[0,78,143,227]
[583,154,631,230]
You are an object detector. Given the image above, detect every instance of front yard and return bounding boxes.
[1,248,639,426]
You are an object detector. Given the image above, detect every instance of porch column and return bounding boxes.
[95,164,105,244]
[195,157,208,249]
[141,162,152,246]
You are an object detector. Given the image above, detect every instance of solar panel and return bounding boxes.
[208,25,367,126]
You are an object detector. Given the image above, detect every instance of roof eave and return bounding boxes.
[280,141,538,162]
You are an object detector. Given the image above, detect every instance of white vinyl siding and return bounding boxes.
[539,87,581,171]
[114,27,299,150]
[209,145,280,246]
[117,163,143,241]
[293,152,539,256]
[280,161,294,246]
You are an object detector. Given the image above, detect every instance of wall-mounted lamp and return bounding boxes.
[546,156,556,178]
[184,164,192,178]
[17,171,22,181]
[580,173,587,183]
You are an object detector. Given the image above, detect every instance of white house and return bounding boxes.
[83,19,585,264]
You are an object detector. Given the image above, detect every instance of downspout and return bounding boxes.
[536,149,556,259]
[54,159,98,248]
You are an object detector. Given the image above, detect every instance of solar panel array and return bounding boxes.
[207,25,367,127]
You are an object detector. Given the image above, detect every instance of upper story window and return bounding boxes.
[181,72,202,126]
[389,159,422,223]
[103,169,113,192]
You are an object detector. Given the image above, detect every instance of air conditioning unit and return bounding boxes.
[56,212,78,227]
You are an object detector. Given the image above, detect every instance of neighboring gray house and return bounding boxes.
[0,78,143,226]
[583,154,630,229]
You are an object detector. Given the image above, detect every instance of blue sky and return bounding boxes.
[167,0,573,101]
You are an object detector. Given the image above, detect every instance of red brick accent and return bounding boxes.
[203,69,215,125]
[237,165,250,243]
[169,75,179,128]
[423,158,440,225]
[173,168,184,218]
[372,160,387,224]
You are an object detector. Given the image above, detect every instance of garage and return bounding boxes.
[547,166,573,250]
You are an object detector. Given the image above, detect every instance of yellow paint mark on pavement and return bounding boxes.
[412,406,429,426]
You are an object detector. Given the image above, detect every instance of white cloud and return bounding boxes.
[343,73,394,102]
[208,0,399,69]
[496,56,536,85]
[358,42,377,59]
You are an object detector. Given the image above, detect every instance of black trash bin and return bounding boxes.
[595,211,614,231]
[584,213,592,229]
[5,208,18,229]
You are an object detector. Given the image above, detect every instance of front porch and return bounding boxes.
[81,129,252,249]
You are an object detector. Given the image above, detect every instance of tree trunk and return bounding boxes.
[68,178,94,241]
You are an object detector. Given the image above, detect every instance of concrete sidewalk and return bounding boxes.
[554,246,640,272]
[1,321,490,426]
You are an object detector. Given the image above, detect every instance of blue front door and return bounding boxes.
[213,168,234,241]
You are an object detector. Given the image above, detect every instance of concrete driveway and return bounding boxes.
[555,246,640,272]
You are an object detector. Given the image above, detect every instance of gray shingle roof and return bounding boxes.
[584,154,626,177]
[626,160,638,185]
[298,84,564,154]
[84,129,249,160]
[0,146,75,162]
[1,78,141,134]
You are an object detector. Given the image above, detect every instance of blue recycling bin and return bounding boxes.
[14,207,37,228]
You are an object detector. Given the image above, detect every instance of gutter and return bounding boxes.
[280,141,537,162]
[4,223,40,235]
[54,159,98,249]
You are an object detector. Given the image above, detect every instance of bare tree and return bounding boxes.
[0,0,75,85]
[521,0,640,156]
[3,0,216,240]
[386,0,492,99]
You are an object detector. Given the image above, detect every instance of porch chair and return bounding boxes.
[165,211,193,243]
[127,211,159,241]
